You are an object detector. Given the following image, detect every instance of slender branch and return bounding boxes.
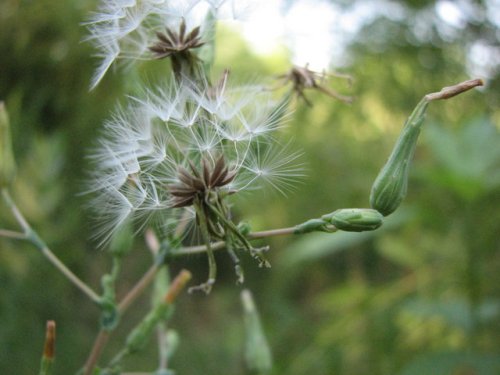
[117,263,161,314]
[82,330,110,375]
[39,244,101,303]
[424,78,484,101]
[80,224,309,374]
[249,226,297,239]
[173,226,297,256]
[0,228,26,239]
[81,253,161,375]
[1,189,100,303]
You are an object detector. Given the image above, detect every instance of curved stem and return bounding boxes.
[1,189,100,304]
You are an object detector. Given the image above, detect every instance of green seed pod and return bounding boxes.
[0,102,16,187]
[322,208,384,232]
[241,289,273,374]
[370,99,429,216]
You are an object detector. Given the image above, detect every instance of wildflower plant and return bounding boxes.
[0,0,485,374]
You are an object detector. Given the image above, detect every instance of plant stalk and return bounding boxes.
[1,189,100,303]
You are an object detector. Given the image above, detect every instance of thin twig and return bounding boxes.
[425,78,484,101]
[0,229,26,239]
[174,226,297,256]
[80,224,302,374]
[249,226,297,239]
[1,189,100,303]
[82,330,110,375]
[118,263,161,313]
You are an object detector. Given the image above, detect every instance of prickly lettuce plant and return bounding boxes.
[0,1,484,374]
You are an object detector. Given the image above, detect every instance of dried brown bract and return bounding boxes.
[149,19,205,76]
[278,64,353,106]
[149,19,204,59]
[169,156,236,209]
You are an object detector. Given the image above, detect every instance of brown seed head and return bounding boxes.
[169,156,236,208]
[149,19,205,59]
[279,64,353,105]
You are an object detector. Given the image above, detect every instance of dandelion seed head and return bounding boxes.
[86,76,301,244]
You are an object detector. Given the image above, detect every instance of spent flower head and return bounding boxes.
[85,0,213,89]
[86,75,303,247]
[278,64,353,106]
[85,0,251,89]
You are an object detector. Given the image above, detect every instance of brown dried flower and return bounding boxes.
[169,156,236,209]
[149,19,204,60]
[279,64,353,106]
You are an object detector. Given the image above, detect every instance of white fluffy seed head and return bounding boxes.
[85,0,222,89]
[85,77,302,245]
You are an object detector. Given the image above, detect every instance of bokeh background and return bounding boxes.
[1,0,499,374]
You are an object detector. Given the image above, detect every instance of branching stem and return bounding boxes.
[1,189,100,303]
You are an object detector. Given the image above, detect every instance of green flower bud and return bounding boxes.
[237,221,252,236]
[370,79,484,216]
[370,99,429,216]
[241,289,273,374]
[0,102,16,187]
[322,208,384,232]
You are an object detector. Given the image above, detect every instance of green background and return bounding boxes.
[0,0,499,374]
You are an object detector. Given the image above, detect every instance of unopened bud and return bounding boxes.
[370,79,483,216]
[39,320,56,375]
[0,102,16,187]
[322,208,383,232]
[241,289,272,374]
[370,99,428,216]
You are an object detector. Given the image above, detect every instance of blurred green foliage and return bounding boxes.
[0,1,499,375]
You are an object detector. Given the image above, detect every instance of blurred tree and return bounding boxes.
[0,0,498,374]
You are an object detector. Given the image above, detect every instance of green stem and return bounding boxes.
[1,189,100,304]
[189,203,216,293]
[172,226,297,257]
